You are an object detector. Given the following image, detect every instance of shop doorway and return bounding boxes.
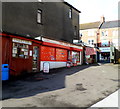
[32,46,39,71]
[100,52,110,63]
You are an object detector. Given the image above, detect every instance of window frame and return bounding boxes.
[37,9,42,24]
[12,42,29,59]
[69,8,72,19]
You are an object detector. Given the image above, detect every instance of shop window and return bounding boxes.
[72,51,80,62]
[68,51,71,60]
[12,43,29,59]
[101,40,109,46]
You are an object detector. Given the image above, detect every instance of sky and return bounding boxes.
[65,0,120,24]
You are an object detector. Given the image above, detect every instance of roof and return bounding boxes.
[80,21,101,30]
[64,2,81,13]
[101,20,120,29]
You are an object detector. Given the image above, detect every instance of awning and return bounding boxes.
[85,47,96,55]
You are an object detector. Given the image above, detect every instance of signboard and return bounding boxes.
[42,37,83,50]
[12,38,32,45]
[43,62,50,73]
[99,47,110,52]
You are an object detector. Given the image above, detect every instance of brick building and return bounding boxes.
[80,16,120,63]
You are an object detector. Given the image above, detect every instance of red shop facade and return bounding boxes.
[0,33,83,77]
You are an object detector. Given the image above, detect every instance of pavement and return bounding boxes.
[1,63,120,108]
[91,89,119,107]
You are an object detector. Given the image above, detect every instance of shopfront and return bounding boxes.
[1,33,42,76]
[99,47,110,62]
[40,37,83,70]
[1,33,83,78]
[85,47,96,64]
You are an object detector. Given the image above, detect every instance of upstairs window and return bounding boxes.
[38,0,42,2]
[37,9,42,24]
[69,8,72,19]
[74,26,77,38]
[102,31,104,36]
[88,40,94,45]
[102,31,108,36]
[88,30,94,36]
[112,30,118,36]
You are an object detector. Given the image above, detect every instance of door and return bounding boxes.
[33,46,39,71]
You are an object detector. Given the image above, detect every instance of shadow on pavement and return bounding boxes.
[2,63,100,100]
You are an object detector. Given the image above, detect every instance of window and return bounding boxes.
[92,40,94,45]
[101,40,109,46]
[80,33,82,37]
[12,43,29,59]
[38,0,42,2]
[88,40,90,44]
[112,30,118,36]
[74,26,77,37]
[88,30,94,36]
[72,51,80,62]
[102,31,108,36]
[105,31,108,36]
[102,31,104,36]
[69,8,72,19]
[88,40,94,45]
[37,9,42,24]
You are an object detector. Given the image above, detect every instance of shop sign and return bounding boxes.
[12,38,32,45]
[99,47,110,52]
[42,37,83,50]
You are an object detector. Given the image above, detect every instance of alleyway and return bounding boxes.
[2,63,119,108]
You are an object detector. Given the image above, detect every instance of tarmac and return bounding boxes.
[2,63,120,108]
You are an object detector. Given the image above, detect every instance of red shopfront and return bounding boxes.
[1,33,83,77]
[39,37,83,70]
[1,33,42,76]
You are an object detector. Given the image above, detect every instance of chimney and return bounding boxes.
[100,16,105,23]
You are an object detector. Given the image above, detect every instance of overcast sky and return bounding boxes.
[65,0,119,24]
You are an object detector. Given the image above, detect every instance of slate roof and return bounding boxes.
[80,21,101,30]
[101,20,120,29]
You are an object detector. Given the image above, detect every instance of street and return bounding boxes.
[2,63,120,108]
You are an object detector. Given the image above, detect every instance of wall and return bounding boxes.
[80,28,98,45]
[2,2,80,43]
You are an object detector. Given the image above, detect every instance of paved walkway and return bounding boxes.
[91,89,119,107]
[2,63,119,107]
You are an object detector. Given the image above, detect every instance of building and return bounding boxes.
[80,16,120,63]
[2,1,80,43]
[0,1,83,79]
[99,20,120,63]
[80,16,105,47]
